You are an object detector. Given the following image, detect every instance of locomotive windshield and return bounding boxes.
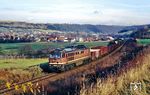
[49,49,62,58]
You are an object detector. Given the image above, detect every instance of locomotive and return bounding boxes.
[49,39,123,72]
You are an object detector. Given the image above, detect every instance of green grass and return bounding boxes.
[0,41,108,54]
[0,41,108,69]
[137,39,150,45]
[0,58,48,69]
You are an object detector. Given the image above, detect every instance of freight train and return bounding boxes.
[49,39,123,72]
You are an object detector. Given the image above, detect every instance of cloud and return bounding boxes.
[93,10,100,14]
[0,9,149,25]
[0,4,150,25]
[97,8,150,25]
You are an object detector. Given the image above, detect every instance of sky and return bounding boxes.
[0,0,150,25]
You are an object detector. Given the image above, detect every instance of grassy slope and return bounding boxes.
[0,58,47,85]
[80,48,150,95]
[0,58,48,69]
[137,39,150,46]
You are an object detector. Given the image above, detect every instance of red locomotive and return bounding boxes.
[49,39,123,72]
[49,45,91,72]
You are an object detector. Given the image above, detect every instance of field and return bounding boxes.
[0,41,108,68]
[0,58,48,69]
[0,41,108,85]
[0,58,48,86]
[137,39,150,45]
[0,41,108,54]
[0,41,108,71]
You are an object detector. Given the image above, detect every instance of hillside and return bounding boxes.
[0,21,125,34]
[119,24,150,33]
[79,44,150,95]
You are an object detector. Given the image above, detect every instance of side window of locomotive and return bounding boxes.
[62,53,65,58]
[81,51,84,54]
[68,53,74,56]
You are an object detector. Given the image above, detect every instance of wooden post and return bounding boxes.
[42,84,45,95]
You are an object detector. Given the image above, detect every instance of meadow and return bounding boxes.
[0,41,108,54]
[0,41,108,68]
[0,58,48,86]
[137,39,150,46]
[0,58,48,69]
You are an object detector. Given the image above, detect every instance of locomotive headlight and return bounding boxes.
[49,64,52,67]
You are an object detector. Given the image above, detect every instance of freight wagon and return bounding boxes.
[90,46,108,60]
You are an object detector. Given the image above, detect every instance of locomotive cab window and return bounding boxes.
[81,51,84,53]
[76,52,78,55]
[68,53,74,56]
[50,50,61,58]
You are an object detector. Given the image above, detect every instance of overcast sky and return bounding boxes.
[0,0,150,25]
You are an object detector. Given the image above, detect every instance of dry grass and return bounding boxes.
[80,50,150,95]
[0,58,47,86]
[0,66,44,87]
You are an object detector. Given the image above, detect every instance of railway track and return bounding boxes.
[0,40,127,94]
[0,73,57,94]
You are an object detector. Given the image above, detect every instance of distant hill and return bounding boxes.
[119,24,150,33]
[46,24,125,34]
[0,21,126,34]
[118,24,150,38]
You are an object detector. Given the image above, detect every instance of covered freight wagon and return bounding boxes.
[90,48,100,60]
[90,46,108,60]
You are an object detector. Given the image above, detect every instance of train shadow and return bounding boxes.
[39,62,53,73]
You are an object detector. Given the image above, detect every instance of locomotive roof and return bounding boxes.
[55,45,87,53]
